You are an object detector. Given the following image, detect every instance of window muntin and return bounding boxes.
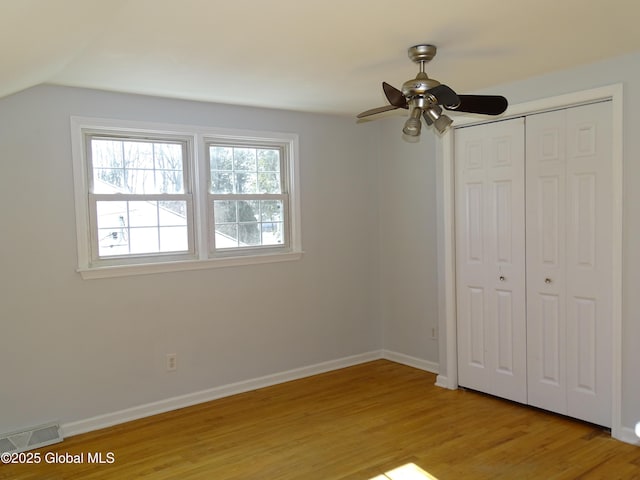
[87,135,194,263]
[207,143,290,254]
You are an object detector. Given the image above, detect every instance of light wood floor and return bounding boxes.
[2,360,639,479]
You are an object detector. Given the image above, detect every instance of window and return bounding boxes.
[208,142,288,254]
[71,118,301,278]
[89,135,194,263]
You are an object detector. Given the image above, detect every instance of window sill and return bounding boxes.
[77,251,303,280]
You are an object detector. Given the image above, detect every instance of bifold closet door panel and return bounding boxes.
[526,102,613,427]
[455,118,527,404]
[564,102,613,428]
[524,109,568,415]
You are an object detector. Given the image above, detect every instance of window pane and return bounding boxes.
[214,200,237,223]
[96,201,127,228]
[210,146,233,171]
[211,172,234,194]
[261,222,284,245]
[233,148,256,171]
[158,201,187,226]
[125,169,155,194]
[159,226,189,252]
[154,143,183,170]
[239,223,261,246]
[92,140,123,168]
[123,141,154,169]
[238,200,258,222]
[94,168,124,193]
[257,149,280,172]
[155,170,184,194]
[260,200,283,245]
[97,229,129,256]
[260,200,283,222]
[215,224,238,248]
[129,227,160,254]
[258,173,281,193]
[235,172,257,194]
[128,201,158,227]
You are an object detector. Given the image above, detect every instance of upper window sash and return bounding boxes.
[206,141,287,195]
[86,133,193,194]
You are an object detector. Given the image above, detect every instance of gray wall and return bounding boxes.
[0,85,383,433]
[377,117,439,362]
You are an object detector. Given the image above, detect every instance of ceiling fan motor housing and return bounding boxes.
[402,73,441,107]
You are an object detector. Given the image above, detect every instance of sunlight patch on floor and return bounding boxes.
[369,462,439,480]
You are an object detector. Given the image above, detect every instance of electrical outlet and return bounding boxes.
[431,327,438,340]
[166,353,177,372]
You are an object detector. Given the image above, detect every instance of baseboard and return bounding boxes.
[381,350,439,374]
[614,426,640,445]
[435,374,452,389]
[62,350,383,438]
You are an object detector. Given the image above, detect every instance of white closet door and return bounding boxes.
[526,102,613,427]
[455,118,527,403]
[524,109,567,414]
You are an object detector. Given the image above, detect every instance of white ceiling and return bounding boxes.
[2,0,640,116]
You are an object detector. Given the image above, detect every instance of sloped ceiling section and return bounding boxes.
[2,0,640,115]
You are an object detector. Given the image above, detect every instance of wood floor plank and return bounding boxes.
[1,360,639,479]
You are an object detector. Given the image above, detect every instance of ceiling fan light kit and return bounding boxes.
[358,44,509,137]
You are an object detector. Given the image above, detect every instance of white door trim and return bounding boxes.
[436,84,624,441]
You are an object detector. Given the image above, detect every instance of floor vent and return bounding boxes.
[0,423,63,453]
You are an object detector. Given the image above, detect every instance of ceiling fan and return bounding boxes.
[357,44,508,136]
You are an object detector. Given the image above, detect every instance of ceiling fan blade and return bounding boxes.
[357,105,399,119]
[426,84,459,108]
[382,82,408,109]
[444,95,508,115]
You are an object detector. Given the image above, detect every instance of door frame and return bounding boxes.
[435,84,624,441]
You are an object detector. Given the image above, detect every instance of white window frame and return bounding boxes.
[86,131,197,266]
[71,117,302,279]
[205,138,292,257]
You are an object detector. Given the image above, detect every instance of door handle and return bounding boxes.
[545,278,552,284]
[499,276,506,282]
